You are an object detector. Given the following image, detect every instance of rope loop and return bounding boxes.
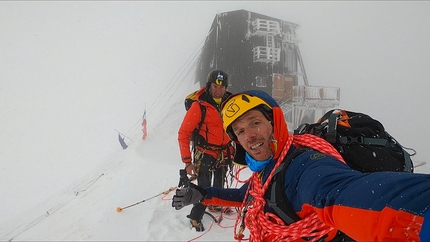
[233,134,345,242]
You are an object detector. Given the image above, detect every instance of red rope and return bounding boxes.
[232,165,251,184]
[234,134,345,242]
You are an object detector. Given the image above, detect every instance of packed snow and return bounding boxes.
[1,2,430,241]
[0,81,251,241]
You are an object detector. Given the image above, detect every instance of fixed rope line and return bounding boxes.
[114,129,135,143]
[162,45,201,102]
[74,173,105,196]
[5,172,106,242]
[147,35,205,115]
[125,34,206,137]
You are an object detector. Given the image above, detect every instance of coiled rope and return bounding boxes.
[234,134,345,242]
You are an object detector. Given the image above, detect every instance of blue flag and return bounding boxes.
[118,133,128,149]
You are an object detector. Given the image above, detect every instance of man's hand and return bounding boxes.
[172,183,207,210]
[185,163,197,176]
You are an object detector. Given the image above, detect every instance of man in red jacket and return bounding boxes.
[177,70,234,231]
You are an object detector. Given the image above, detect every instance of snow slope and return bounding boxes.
[0,82,248,241]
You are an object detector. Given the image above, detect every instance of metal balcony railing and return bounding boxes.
[293,85,340,107]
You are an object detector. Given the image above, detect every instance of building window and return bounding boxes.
[255,76,267,87]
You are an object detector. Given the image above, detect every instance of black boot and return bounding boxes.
[189,219,204,232]
[187,203,206,232]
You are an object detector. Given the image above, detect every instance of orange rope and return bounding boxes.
[161,187,177,200]
[234,134,345,242]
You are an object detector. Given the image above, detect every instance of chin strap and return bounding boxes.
[213,97,222,104]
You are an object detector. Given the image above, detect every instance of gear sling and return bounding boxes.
[267,148,354,241]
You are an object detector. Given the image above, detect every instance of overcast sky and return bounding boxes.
[1,1,430,220]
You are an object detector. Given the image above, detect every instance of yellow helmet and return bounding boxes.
[221,90,277,140]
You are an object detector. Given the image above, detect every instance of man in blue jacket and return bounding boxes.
[173,90,430,241]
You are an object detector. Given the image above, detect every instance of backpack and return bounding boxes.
[294,109,415,173]
[185,89,202,111]
[267,109,416,240]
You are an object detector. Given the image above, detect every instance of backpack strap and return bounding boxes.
[267,147,312,225]
[386,132,415,173]
[191,103,206,153]
[197,104,206,133]
[325,112,339,143]
[338,136,388,146]
[267,148,355,242]
[403,150,413,172]
[193,103,231,152]
[326,112,389,147]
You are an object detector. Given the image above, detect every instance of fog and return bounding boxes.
[1,1,429,229]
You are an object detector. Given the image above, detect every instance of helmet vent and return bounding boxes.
[241,94,251,103]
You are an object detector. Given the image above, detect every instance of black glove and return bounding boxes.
[172,183,207,210]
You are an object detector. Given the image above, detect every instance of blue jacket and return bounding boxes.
[203,146,430,241]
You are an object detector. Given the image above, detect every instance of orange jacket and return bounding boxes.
[178,89,232,163]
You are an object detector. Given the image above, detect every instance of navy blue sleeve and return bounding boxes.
[204,182,249,204]
[285,150,430,215]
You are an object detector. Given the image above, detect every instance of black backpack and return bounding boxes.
[267,109,417,241]
[294,109,415,173]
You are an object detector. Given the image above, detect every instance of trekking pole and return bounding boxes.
[116,187,176,213]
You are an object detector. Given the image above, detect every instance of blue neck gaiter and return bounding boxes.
[245,152,273,172]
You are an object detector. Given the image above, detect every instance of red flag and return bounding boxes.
[141,110,147,140]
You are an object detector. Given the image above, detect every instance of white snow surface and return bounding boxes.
[1,2,430,241]
[0,85,251,241]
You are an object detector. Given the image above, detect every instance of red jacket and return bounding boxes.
[178,89,232,163]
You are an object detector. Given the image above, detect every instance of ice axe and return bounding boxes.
[116,187,176,213]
